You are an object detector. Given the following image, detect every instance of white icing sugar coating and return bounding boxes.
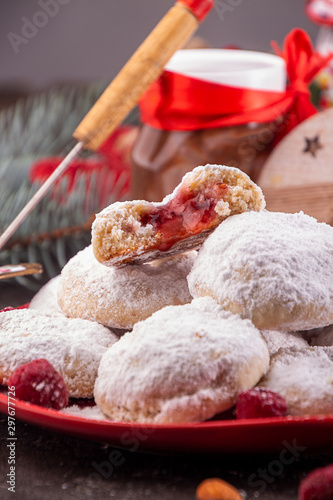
[323,346,333,361]
[0,309,118,398]
[188,211,333,331]
[61,404,107,420]
[260,330,309,356]
[58,245,196,329]
[94,297,270,423]
[29,276,63,315]
[259,347,333,415]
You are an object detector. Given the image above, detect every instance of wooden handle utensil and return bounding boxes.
[0,0,213,251]
[74,0,213,150]
[0,263,43,280]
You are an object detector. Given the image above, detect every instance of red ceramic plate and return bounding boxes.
[1,304,333,454]
[1,389,333,455]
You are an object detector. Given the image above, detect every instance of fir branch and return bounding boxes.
[0,81,137,289]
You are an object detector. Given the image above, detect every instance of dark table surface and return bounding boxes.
[1,281,333,500]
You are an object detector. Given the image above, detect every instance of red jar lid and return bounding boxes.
[177,0,214,21]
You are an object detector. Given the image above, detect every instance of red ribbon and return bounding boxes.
[29,126,133,203]
[139,29,333,139]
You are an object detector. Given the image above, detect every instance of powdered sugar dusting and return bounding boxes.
[58,245,196,329]
[259,346,333,415]
[29,276,63,315]
[260,330,309,356]
[61,404,108,420]
[94,297,269,423]
[0,309,118,397]
[188,211,333,331]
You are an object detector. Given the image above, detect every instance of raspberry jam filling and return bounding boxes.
[141,181,228,251]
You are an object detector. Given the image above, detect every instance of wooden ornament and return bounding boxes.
[258,109,333,225]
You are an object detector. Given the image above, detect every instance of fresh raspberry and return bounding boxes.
[0,307,15,313]
[299,464,333,500]
[235,387,287,419]
[8,359,69,410]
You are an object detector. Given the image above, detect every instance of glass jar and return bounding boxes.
[131,48,286,201]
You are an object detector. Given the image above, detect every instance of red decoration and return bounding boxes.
[29,126,135,204]
[8,358,69,410]
[271,28,333,135]
[305,0,333,26]
[176,0,214,21]
[139,29,333,141]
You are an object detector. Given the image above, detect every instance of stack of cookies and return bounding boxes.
[1,164,332,422]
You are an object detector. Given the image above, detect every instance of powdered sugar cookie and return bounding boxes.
[259,347,333,415]
[260,330,308,356]
[0,309,118,398]
[323,346,333,362]
[94,297,270,423]
[58,245,196,329]
[29,276,63,315]
[92,164,265,267]
[188,211,333,331]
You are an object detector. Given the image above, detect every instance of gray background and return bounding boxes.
[0,0,319,91]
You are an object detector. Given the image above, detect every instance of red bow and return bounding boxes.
[271,28,333,135]
[139,29,333,140]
